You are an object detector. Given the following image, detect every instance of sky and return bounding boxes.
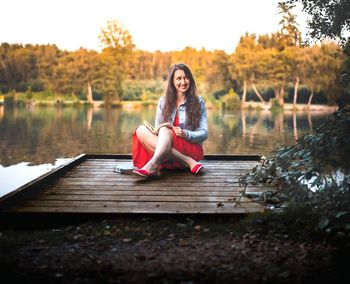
[0,0,309,53]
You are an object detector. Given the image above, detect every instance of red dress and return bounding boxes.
[132,114,204,169]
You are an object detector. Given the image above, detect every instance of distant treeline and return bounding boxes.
[0,4,346,106]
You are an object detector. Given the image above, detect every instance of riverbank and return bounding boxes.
[0,214,348,284]
[3,92,339,111]
[4,98,339,113]
[241,101,338,112]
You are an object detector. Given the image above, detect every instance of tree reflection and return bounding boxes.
[293,111,298,142]
[87,107,93,131]
[0,106,331,166]
[0,106,4,121]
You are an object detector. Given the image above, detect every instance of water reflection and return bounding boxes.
[205,108,330,154]
[0,106,4,121]
[0,106,333,166]
[0,159,71,197]
[0,105,334,195]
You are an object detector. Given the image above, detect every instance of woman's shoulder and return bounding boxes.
[157,95,165,106]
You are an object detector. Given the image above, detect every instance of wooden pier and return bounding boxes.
[0,154,270,215]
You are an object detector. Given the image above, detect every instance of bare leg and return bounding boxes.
[135,125,199,171]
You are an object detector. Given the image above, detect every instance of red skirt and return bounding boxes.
[132,124,204,170]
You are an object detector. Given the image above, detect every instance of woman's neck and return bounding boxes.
[176,92,185,107]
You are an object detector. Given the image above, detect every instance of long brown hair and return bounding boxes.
[161,63,200,130]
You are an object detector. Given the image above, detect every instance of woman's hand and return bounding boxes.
[173,126,186,138]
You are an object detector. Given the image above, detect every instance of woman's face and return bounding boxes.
[173,69,190,95]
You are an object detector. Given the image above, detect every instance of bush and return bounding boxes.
[270,98,283,112]
[221,88,241,109]
[240,106,350,234]
[122,80,164,101]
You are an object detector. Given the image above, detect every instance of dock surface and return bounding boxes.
[0,155,270,214]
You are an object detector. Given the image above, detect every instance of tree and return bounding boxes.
[0,43,39,92]
[231,33,262,105]
[206,50,233,97]
[287,0,350,44]
[271,3,302,105]
[287,0,350,105]
[36,44,62,92]
[301,42,343,106]
[98,19,135,103]
[277,2,302,48]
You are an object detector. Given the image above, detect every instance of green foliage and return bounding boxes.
[287,0,350,45]
[270,98,284,112]
[221,88,241,109]
[240,106,350,233]
[277,2,302,47]
[25,86,33,100]
[122,80,163,101]
[140,90,160,101]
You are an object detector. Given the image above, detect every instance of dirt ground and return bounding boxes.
[0,214,349,284]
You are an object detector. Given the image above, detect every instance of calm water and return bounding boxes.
[0,105,333,196]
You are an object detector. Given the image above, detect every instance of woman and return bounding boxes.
[132,63,208,178]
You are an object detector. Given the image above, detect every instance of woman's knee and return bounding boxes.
[158,126,172,137]
[135,125,150,140]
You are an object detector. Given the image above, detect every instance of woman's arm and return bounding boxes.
[154,96,165,127]
[184,98,208,143]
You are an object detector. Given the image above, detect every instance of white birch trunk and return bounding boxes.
[251,83,267,103]
[87,81,94,104]
[242,80,247,106]
[293,76,299,106]
[307,91,314,107]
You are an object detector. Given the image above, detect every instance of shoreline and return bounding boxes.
[241,101,338,112]
[4,99,339,112]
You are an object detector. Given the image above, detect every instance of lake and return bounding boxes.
[0,105,334,197]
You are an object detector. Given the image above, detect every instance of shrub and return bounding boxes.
[221,88,241,109]
[240,106,350,234]
[270,98,283,112]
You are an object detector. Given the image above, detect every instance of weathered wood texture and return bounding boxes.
[1,155,270,214]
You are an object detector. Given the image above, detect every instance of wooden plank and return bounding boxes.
[46,186,271,193]
[18,200,264,208]
[64,169,253,175]
[8,200,264,214]
[53,177,247,183]
[39,187,271,199]
[84,154,261,161]
[83,160,260,167]
[53,183,244,188]
[48,183,264,189]
[45,184,266,191]
[42,190,248,196]
[34,194,254,203]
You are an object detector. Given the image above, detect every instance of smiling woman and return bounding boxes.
[132,63,208,178]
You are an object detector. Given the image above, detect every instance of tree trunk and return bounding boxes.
[87,81,94,104]
[293,76,299,106]
[308,91,314,107]
[242,80,247,106]
[278,86,284,106]
[273,86,284,106]
[274,87,280,103]
[251,82,267,103]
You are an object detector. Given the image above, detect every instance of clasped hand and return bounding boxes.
[173,126,186,138]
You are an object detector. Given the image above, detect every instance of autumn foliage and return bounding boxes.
[0,5,346,106]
